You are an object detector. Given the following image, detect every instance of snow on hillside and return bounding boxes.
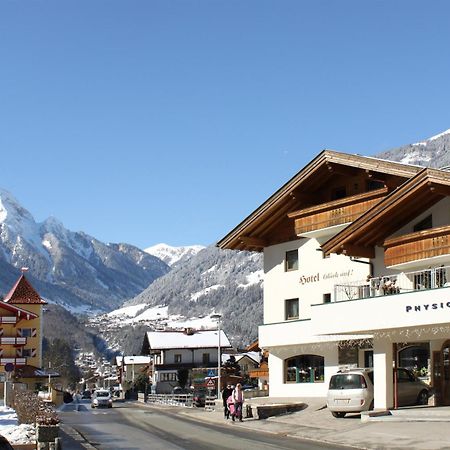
[145,243,204,266]
[238,270,264,288]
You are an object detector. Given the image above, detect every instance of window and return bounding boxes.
[285,298,299,320]
[202,353,210,364]
[285,354,324,383]
[174,354,182,363]
[160,372,177,382]
[285,250,298,271]
[413,215,432,232]
[22,349,34,357]
[18,329,33,337]
[323,293,331,304]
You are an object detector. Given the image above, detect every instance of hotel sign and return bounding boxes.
[299,269,354,285]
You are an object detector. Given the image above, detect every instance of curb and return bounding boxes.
[60,424,97,449]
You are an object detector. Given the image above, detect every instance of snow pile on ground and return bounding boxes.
[0,406,35,444]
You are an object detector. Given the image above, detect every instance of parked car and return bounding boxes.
[82,390,92,399]
[327,367,431,418]
[91,389,113,408]
[193,389,207,407]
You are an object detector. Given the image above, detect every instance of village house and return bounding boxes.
[141,328,231,393]
[0,272,51,396]
[218,150,450,409]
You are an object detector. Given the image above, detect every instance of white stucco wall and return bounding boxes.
[263,238,371,324]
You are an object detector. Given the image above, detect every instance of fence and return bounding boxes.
[335,265,450,302]
[146,393,194,408]
[146,393,218,411]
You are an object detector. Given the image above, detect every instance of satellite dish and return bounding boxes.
[4,363,14,372]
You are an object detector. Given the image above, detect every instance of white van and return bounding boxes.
[327,368,430,418]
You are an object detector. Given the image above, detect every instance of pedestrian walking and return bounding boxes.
[231,383,244,422]
[222,384,233,419]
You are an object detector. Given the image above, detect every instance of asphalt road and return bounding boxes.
[59,401,349,450]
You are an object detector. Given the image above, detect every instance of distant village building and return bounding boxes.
[141,328,231,393]
[116,355,151,387]
[219,150,450,409]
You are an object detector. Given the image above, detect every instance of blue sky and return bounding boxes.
[1,1,450,249]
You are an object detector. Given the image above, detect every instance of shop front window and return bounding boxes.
[285,354,324,383]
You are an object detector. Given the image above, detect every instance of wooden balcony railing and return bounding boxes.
[0,337,26,345]
[288,188,388,235]
[0,357,26,366]
[384,225,450,267]
[0,317,17,324]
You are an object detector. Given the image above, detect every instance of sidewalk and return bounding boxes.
[165,397,450,450]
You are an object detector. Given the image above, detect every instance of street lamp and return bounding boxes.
[211,313,222,399]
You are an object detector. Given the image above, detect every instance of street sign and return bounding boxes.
[206,377,215,388]
[4,363,14,372]
[0,373,5,382]
[207,369,216,377]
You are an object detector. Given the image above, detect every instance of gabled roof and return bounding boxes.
[4,274,46,305]
[0,300,38,319]
[217,150,421,252]
[144,329,231,351]
[322,168,450,256]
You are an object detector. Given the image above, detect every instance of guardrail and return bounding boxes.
[146,393,219,411]
[147,393,194,407]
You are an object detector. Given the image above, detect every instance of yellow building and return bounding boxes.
[0,273,48,391]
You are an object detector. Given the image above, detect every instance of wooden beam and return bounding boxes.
[239,236,266,248]
[340,244,375,259]
[326,163,358,177]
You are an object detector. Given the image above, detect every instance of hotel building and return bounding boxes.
[218,150,450,409]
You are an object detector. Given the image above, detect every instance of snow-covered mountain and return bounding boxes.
[376,129,450,167]
[0,189,169,313]
[93,246,264,350]
[145,243,204,267]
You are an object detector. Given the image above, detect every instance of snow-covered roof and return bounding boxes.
[116,355,151,365]
[145,329,231,350]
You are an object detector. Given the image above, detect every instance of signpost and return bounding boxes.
[206,377,215,389]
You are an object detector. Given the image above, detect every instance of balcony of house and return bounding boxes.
[311,266,450,335]
[0,357,26,366]
[0,337,26,345]
[154,362,202,371]
[0,317,17,325]
[288,188,388,239]
[384,225,450,269]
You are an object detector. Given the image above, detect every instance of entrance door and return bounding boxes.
[434,342,450,406]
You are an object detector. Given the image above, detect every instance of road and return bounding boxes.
[59,400,349,450]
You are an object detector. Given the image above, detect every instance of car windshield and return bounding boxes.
[329,374,367,389]
[96,391,109,397]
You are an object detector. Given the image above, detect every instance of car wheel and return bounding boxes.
[417,390,428,405]
[331,411,346,418]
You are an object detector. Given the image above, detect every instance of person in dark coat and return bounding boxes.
[222,384,233,419]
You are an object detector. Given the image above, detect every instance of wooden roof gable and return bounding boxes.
[0,299,38,319]
[4,274,46,305]
[322,168,450,257]
[217,150,422,252]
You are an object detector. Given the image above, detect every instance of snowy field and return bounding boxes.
[0,406,35,444]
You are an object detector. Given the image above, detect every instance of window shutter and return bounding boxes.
[32,328,37,337]
[16,348,22,357]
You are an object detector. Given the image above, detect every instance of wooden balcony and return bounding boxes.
[0,357,26,366]
[288,188,388,235]
[0,317,17,324]
[0,337,26,346]
[384,225,450,267]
